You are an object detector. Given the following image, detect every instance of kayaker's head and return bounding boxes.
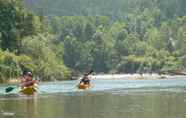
[26,72,33,78]
[84,73,88,76]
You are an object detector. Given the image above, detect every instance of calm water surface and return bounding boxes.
[0,78,186,118]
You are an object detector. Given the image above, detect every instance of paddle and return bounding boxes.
[5,86,17,93]
[5,80,38,93]
[86,70,94,76]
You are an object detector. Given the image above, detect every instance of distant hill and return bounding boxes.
[24,0,186,19]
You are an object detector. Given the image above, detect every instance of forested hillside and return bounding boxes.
[0,0,186,82]
[25,0,186,73]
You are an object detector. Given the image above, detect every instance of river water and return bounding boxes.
[0,78,186,118]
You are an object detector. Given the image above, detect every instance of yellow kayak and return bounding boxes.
[78,83,91,89]
[19,84,37,95]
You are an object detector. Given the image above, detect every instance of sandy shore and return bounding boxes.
[91,73,186,80]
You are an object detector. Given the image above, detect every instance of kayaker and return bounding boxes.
[79,70,93,85]
[20,72,37,88]
[79,73,91,85]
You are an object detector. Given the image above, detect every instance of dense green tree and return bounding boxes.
[0,0,45,51]
[0,0,70,82]
[21,34,70,80]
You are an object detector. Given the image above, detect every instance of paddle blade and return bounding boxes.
[5,87,15,93]
[88,70,93,75]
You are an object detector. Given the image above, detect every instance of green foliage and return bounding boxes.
[0,50,34,82]
[25,0,186,21]
[0,0,70,82]
[48,15,185,74]
[0,0,45,51]
[21,34,70,80]
[1,0,186,82]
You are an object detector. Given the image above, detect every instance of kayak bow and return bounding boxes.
[19,84,38,95]
[78,83,91,89]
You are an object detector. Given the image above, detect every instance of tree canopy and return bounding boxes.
[0,0,186,82]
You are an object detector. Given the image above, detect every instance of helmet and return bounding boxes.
[26,72,33,77]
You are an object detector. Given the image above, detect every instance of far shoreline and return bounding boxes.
[91,73,186,80]
[4,73,186,84]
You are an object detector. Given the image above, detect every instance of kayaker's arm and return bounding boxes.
[20,80,37,88]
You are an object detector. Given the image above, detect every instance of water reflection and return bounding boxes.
[24,97,38,118]
[0,89,186,118]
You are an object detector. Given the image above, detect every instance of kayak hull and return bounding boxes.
[19,85,37,95]
[78,84,91,89]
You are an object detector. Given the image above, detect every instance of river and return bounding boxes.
[0,77,186,118]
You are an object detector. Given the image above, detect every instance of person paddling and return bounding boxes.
[5,71,38,94]
[79,73,91,85]
[78,70,93,89]
[20,72,37,89]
